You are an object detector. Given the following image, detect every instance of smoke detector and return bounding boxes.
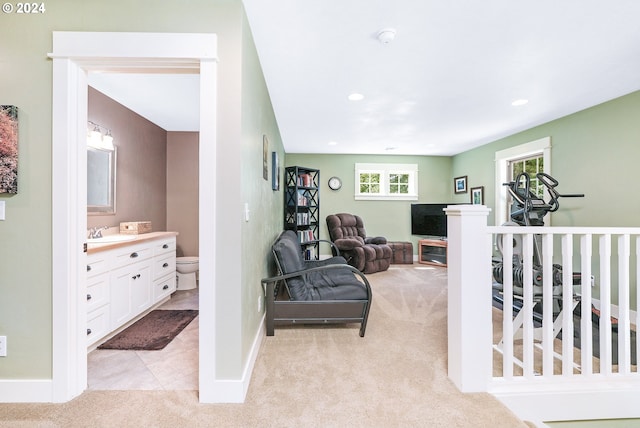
[377,28,396,44]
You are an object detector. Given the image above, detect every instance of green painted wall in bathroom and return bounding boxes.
[0,0,283,384]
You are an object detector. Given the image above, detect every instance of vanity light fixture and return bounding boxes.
[87,121,115,150]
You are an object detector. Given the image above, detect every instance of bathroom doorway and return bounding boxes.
[50,32,218,402]
[85,75,201,390]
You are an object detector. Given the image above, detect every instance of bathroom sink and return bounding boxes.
[87,234,137,244]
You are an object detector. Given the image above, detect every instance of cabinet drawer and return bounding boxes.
[87,255,109,278]
[153,238,176,256]
[87,273,109,312]
[154,254,176,279]
[154,274,176,302]
[87,304,110,346]
[114,246,153,266]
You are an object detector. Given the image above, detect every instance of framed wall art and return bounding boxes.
[272,151,279,191]
[471,186,485,205]
[454,175,467,194]
[0,105,18,194]
[263,135,269,181]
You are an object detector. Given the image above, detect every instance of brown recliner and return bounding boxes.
[326,213,392,274]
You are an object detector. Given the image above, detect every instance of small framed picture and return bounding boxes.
[454,176,467,194]
[470,186,484,205]
[271,151,279,191]
[262,135,269,181]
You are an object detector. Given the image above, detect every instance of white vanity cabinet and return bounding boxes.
[86,234,177,348]
[152,238,177,302]
[109,245,153,328]
[86,253,112,347]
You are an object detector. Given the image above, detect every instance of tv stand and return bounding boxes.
[418,238,447,267]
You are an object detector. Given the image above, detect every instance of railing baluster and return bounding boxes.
[522,233,535,377]
[541,233,554,376]
[502,232,514,379]
[599,234,613,375]
[636,236,640,374]
[580,233,593,376]
[561,234,575,376]
[617,234,631,374]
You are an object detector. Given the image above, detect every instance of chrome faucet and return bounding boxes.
[88,226,108,239]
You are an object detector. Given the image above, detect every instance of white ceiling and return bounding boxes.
[88,73,200,132]
[90,0,640,156]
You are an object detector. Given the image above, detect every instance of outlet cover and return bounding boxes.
[0,336,6,357]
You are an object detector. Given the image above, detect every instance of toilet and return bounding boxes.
[176,256,199,290]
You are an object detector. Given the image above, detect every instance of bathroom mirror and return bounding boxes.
[87,147,117,215]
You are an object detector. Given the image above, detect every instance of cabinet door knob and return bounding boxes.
[130,252,139,258]
[162,244,169,249]
[162,263,169,268]
[162,284,169,290]
[87,265,92,272]
[87,294,92,301]
[87,328,92,335]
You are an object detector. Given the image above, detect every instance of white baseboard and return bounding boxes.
[0,380,53,403]
[198,314,265,403]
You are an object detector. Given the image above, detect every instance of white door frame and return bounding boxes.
[50,32,218,402]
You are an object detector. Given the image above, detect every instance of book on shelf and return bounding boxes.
[297,212,309,225]
[297,190,308,206]
[297,173,314,187]
[297,229,315,243]
[303,246,317,260]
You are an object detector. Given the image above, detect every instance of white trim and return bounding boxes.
[354,163,418,201]
[494,137,551,226]
[49,32,218,404]
[0,380,53,403]
[201,315,265,403]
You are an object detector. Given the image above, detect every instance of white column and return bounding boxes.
[445,205,492,392]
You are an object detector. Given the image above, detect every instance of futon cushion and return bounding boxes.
[288,266,368,301]
[272,231,305,274]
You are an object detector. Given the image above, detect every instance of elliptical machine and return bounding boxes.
[492,172,584,308]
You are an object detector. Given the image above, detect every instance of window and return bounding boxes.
[495,137,551,225]
[355,163,418,200]
[509,154,545,199]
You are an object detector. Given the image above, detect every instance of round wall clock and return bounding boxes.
[328,176,342,190]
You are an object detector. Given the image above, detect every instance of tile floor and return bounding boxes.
[87,289,199,391]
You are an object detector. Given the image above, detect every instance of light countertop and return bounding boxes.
[87,231,178,254]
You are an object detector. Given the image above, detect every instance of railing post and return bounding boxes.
[445,205,492,392]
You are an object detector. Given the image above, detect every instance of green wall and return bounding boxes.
[0,0,283,385]
[285,154,452,256]
[452,91,640,228]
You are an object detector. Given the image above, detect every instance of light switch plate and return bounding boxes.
[0,336,6,357]
[0,200,5,220]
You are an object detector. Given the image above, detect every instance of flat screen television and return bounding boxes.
[411,203,453,238]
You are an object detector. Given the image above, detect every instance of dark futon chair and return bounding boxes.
[261,230,372,337]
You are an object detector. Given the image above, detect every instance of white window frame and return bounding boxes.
[494,137,551,226]
[354,163,418,201]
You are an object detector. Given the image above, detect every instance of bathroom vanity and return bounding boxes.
[86,232,178,348]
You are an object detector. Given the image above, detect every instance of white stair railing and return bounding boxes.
[446,205,640,425]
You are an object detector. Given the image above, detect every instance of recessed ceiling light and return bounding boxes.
[377,28,396,44]
[328,141,338,146]
[511,99,529,107]
[348,93,364,101]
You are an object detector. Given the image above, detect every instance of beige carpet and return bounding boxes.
[0,265,527,427]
